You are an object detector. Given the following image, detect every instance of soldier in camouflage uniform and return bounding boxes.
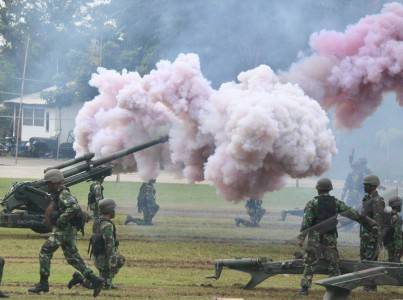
[88,178,104,219]
[341,158,371,208]
[0,257,8,298]
[125,179,159,226]
[28,169,104,297]
[298,178,376,296]
[383,197,402,263]
[234,199,266,227]
[69,199,125,290]
[360,174,385,291]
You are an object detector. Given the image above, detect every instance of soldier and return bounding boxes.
[341,158,371,208]
[69,199,125,290]
[88,178,104,219]
[298,178,376,296]
[28,169,103,297]
[125,179,159,226]
[235,199,266,227]
[0,257,8,298]
[383,197,402,263]
[360,174,385,292]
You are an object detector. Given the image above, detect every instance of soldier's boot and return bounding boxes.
[87,273,103,297]
[68,272,84,289]
[234,217,242,227]
[28,274,49,294]
[298,286,309,296]
[124,215,143,225]
[0,291,8,298]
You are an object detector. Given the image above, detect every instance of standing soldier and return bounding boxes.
[28,169,104,297]
[298,178,376,296]
[0,257,8,298]
[125,179,159,226]
[383,197,402,262]
[69,199,125,290]
[235,199,266,227]
[360,174,385,291]
[88,178,104,219]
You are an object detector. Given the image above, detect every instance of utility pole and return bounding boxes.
[15,36,30,164]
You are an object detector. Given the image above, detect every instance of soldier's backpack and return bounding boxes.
[88,220,117,258]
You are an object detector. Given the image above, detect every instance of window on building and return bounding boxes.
[23,106,46,127]
[34,108,45,127]
[23,107,33,126]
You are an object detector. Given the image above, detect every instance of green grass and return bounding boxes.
[0,178,400,299]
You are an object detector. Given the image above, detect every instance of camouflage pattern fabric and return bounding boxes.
[39,188,95,279]
[93,217,125,288]
[360,191,385,261]
[137,183,159,225]
[386,212,402,262]
[88,181,104,219]
[236,199,266,227]
[0,257,4,285]
[298,195,362,289]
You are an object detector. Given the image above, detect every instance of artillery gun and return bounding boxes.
[207,257,403,299]
[0,136,168,233]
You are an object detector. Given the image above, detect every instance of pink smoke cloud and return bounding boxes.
[283,2,403,128]
[74,54,336,201]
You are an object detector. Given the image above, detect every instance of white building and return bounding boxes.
[3,88,83,143]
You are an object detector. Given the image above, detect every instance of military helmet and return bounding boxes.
[389,196,402,208]
[316,178,333,191]
[44,169,64,183]
[99,198,116,214]
[363,175,380,187]
[148,178,156,184]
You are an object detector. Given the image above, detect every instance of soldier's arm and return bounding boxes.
[373,199,385,239]
[336,199,361,221]
[57,190,80,227]
[102,223,116,268]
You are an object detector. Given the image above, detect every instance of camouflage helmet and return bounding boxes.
[44,169,64,183]
[316,178,333,191]
[99,198,116,214]
[388,196,402,208]
[363,175,380,187]
[148,178,156,184]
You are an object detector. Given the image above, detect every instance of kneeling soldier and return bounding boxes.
[69,199,125,289]
[384,197,402,263]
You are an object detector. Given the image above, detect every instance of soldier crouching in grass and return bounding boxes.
[69,199,125,290]
[28,169,104,297]
[297,178,377,296]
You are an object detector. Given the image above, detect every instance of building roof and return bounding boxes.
[3,86,56,105]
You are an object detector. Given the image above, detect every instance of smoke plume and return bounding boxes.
[74,53,336,201]
[283,2,403,128]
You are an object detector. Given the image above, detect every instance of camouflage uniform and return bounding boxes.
[125,181,159,225]
[93,217,125,288]
[298,194,362,290]
[360,191,385,261]
[385,211,402,262]
[88,181,104,219]
[235,199,266,227]
[39,188,97,280]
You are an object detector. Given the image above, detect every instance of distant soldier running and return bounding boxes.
[28,169,103,297]
[69,199,125,290]
[298,178,376,296]
[125,179,159,225]
[383,197,402,263]
[235,199,266,227]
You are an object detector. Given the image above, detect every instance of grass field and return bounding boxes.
[0,178,401,299]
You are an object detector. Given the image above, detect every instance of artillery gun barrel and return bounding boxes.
[44,153,95,173]
[92,135,169,167]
